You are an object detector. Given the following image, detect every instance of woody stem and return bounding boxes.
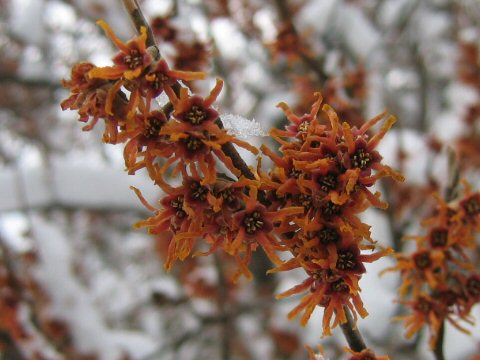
[121,0,254,181]
[121,0,159,59]
[433,323,445,360]
[272,0,326,83]
[433,147,459,360]
[339,305,367,352]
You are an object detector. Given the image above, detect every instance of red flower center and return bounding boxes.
[462,194,480,216]
[289,168,303,179]
[429,228,448,248]
[466,276,480,298]
[298,120,309,132]
[331,279,349,293]
[414,297,432,314]
[124,49,144,69]
[317,226,340,245]
[183,136,204,151]
[351,148,371,169]
[190,181,208,201]
[317,173,337,192]
[243,211,264,234]
[297,194,312,210]
[150,72,169,90]
[414,252,432,270]
[143,115,165,139]
[185,105,207,125]
[321,201,341,218]
[220,188,238,207]
[170,196,186,218]
[336,251,357,271]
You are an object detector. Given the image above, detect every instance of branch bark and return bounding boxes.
[121,0,254,182]
[339,306,367,352]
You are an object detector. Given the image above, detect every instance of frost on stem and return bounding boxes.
[221,113,267,139]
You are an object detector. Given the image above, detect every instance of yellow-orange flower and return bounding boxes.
[89,20,152,81]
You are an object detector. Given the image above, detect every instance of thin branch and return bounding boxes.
[272,1,368,352]
[215,119,256,180]
[416,50,429,132]
[214,254,232,360]
[122,0,254,182]
[339,306,367,352]
[445,146,460,203]
[272,0,327,84]
[433,323,446,360]
[433,147,460,360]
[121,0,160,60]
[0,72,61,89]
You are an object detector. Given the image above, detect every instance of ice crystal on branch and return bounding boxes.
[221,113,267,139]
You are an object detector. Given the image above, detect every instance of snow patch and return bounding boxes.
[221,113,267,138]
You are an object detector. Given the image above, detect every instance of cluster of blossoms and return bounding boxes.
[61,19,402,357]
[61,21,303,281]
[383,182,480,347]
[258,93,403,336]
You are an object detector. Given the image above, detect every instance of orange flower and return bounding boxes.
[395,295,442,346]
[274,244,390,336]
[274,92,324,141]
[261,94,401,336]
[459,273,480,314]
[227,186,303,266]
[121,110,170,174]
[465,274,480,301]
[132,176,212,270]
[276,274,368,336]
[61,63,115,128]
[385,183,480,349]
[140,58,205,102]
[458,190,480,226]
[165,79,223,127]
[61,62,105,93]
[89,20,152,81]
[394,293,472,348]
[383,248,446,297]
[61,62,128,144]
[159,80,258,184]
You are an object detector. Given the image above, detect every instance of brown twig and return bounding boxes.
[272,0,327,84]
[214,254,232,360]
[432,147,460,360]
[121,0,160,60]
[0,72,61,89]
[445,146,460,203]
[339,305,367,352]
[122,1,254,182]
[273,0,370,353]
[433,322,446,360]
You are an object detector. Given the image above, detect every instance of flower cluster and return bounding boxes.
[61,20,256,180]
[259,93,403,335]
[383,181,480,347]
[62,18,403,348]
[61,20,305,281]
